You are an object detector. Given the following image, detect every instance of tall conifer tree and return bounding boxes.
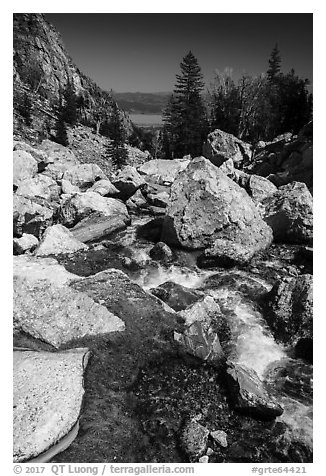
[163,51,208,158]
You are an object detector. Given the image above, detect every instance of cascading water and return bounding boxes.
[112,216,313,454]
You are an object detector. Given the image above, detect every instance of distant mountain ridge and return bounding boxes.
[113,92,171,114]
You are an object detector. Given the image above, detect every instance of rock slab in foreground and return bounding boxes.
[14,276,125,348]
[13,348,89,462]
[161,157,272,262]
[226,361,284,420]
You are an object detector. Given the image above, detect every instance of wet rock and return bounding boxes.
[265,274,313,361]
[226,361,284,420]
[210,430,228,448]
[13,150,38,186]
[34,224,88,256]
[150,281,204,312]
[149,242,173,261]
[138,158,190,185]
[203,129,252,166]
[16,174,61,201]
[63,163,107,190]
[69,211,130,243]
[200,271,269,301]
[59,192,129,227]
[112,165,145,200]
[14,275,125,348]
[69,269,181,336]
[13,233,39,255]
[262,182,313,244]
[180,419,209,460]
[13,195,54,238]
[13,348,90,462]
[161,157,272,255]
[88,179,120,196]
[175,297,225,365]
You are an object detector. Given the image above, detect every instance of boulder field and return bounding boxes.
[12,131,313,463]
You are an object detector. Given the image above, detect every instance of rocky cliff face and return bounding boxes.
[13,13,133,142]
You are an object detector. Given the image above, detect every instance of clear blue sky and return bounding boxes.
[46,13,313,93]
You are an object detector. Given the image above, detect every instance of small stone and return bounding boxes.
[210,430,228,448]
[206,447,215,456]
[180,419,209,460]
[198,455,209,463]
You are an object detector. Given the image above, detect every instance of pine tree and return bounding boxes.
[163,51,208,158]
[107,102,128,168]
[267,44,282,81]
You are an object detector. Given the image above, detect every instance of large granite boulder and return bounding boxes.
[203,129,252,166]
[161,157,273,262]
[59,192,129,227]
[262,182,313,244]
[13,150,38,187]
[265,274,313,361]
[226,361,284,420]
[13,195,54,238]
[16,174,61,201]
[34,224,88,256]
[111,165,145,200]
[13,348,89,462]
[62,163,107,190]
[14,275,125,348]
[138,158,190,185]
[13,255,78,286]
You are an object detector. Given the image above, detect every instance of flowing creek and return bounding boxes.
[112,216,313,455]
[54,215,312,462]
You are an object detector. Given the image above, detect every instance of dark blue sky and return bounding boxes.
[46,13,313,93]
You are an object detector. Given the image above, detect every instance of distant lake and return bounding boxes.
[129,114,163,126]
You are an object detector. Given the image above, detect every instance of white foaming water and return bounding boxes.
[279,397,313,449]
[208,287,286,379]
[136,264,214,291]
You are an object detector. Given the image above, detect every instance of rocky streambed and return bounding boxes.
[14,215,312,463]
[13,131,313,463]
